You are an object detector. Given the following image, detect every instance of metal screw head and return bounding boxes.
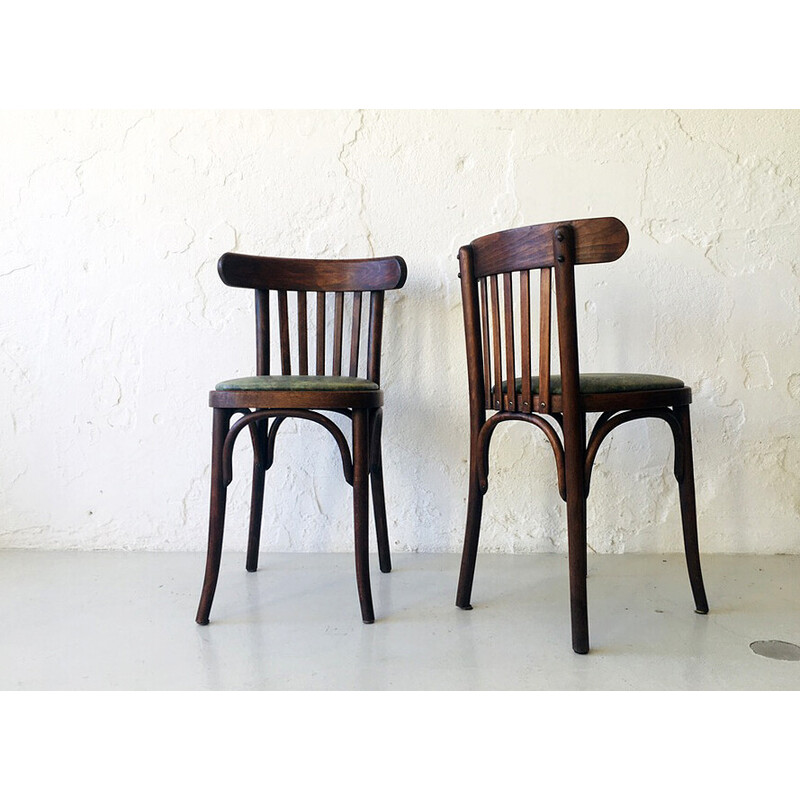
[557,255,565,262]
[556,233,564,242]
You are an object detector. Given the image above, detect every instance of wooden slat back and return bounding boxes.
[459,218,628,412]
[229,254,406,386]
[251,288,385,383]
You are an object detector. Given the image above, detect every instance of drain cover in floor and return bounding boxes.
[750,640,800,661]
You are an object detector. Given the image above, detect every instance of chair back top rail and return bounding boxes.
[218,253,407,292]
[218,252,406,386]
[470,217,628,278]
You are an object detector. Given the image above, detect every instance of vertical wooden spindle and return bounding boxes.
[520,270,531,412]
[349,291,363,377]
[503,273,516,411]
[332,291,344,376]
[297,291,308,375]
[255,289,270,376]
[316,291,326,375]
[277,289,290,375]
[479,278,491,405]
[490,275,503,410]
[539,267,552,412]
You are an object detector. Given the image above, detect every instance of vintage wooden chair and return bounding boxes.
[455,217,708,653]
[195,252,407,625]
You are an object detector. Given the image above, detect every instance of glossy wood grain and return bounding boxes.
[197,252,407,627]
[470,216,629,279]
[455,216,708,654]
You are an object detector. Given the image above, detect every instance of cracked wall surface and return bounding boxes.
[0,109,798,554]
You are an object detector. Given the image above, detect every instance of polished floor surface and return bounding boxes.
[1,550,798,690]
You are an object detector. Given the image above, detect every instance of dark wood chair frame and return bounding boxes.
[195,252,407,626]
[455,217,708,653]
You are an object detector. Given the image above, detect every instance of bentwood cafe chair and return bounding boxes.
[455,217,708,653]
[195,252,407,626]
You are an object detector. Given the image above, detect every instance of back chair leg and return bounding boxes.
[369,409,392,573]
[456,442,484,610]
[564,412,589,654]
[246,462,266,573]
[565,488,589,654]
[246,419,267,573]
[196,408,234,625]
[353,408,375,623]
[675,404,709,614]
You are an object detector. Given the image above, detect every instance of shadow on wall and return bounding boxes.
[379,260,470,552]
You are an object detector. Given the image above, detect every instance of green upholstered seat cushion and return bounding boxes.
[498,373,684,395]
[215,375,379,392]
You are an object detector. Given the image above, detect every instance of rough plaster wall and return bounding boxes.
[0,109,798,555]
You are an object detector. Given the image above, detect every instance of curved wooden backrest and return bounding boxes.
[470,217,628,278]
[218,253,407,292]
[459,217,628,414]
[218,253,406,385]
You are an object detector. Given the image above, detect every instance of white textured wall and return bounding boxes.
[1,109,798,555]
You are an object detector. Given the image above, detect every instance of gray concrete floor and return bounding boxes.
[1,550,798,690]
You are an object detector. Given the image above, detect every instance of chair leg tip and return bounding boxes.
[196,617,209,626]
[694,607,709,615]
[362,617,375,624]
[457,603,473,611]
[572,634,590,654]
[245,566,258,573]
[379,565,392,574]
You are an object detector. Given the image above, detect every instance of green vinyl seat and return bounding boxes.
[498,372,684,396]
[215,375,379,392]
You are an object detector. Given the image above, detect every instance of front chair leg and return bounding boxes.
[369,408,392,573]
[675,404,709,614]
[456,441,484,610]
[353,408,375,623]
[196,408,234,625]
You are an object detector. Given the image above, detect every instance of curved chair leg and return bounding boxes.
[369,409,392,573]
[675,404,709,614]
[353,408,375,623]
[456,441,484,610]
[246,419,267,573]
[196,408,234,625]
[564,412,589,654]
